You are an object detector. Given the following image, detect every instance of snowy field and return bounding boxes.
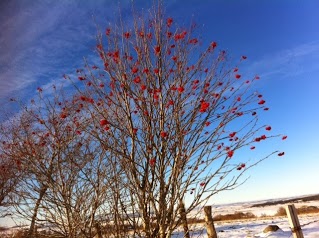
[172,213,319,237]
[1,197,318,237]
[172,199,319,238]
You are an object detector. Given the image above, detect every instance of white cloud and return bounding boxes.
[0,1,99,100]
[249,41,319,80]
[0,0,138,103]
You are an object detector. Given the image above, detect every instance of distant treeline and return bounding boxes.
[251,194,319,208]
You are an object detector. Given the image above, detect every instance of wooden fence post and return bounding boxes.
[286,204,304,238]
[94,222,103,238]
[179,201,190,238]
[204,206,217,238]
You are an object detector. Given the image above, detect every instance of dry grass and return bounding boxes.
[213,212,256,221]
[275,205,319,216]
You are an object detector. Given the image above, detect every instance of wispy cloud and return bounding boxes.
[0,0,138,121]
[1,2,63,94]
[0,0,121,102]
[249,41,319,80]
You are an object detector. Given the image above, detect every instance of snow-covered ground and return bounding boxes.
[1,198,318,237]
[171,214,319,237]
[172,199,319,238]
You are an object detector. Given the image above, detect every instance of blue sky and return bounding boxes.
[0,0,318,205]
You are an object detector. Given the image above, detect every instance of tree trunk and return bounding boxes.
[27,186,47,238]
[204,206,217,238]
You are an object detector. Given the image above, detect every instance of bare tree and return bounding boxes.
[66,4,285,238]
[1,89,79,237]
[3,87,135,238]
[1,88,109,237]
[0,140,21,216]
[0,111,29,218]
[1,3,286,238]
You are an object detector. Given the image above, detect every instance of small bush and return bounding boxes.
[298,205,319,214]
[275,207,287,216]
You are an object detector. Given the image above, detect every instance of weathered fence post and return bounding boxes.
[204,206,217,238]
[94,222,103,238]
[286,204,304,238]
[179,201,190,238]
